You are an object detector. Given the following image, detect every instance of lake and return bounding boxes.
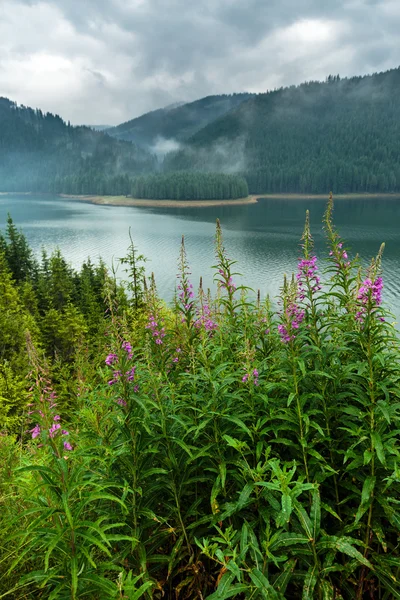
[1,194,399,322]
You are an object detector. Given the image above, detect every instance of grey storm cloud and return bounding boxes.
[0,0,399,124]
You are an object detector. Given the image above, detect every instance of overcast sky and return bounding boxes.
[0,0,399,125]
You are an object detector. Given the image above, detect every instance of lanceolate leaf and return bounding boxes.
[354,476,376,524]
[302,565,318,600]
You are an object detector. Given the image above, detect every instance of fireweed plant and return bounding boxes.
[1,195,400,599]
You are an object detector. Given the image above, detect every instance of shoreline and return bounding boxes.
[2,192,400,207]
[58,194,257,208]
[58,192,400,208]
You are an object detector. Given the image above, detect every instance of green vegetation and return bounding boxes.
[0,97,156,193]
[131,172,249,200]
[106,94,253,148]
[165,69,400,194]
[1,196,400,598]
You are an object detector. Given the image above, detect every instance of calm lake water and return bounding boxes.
[1,194,399,322]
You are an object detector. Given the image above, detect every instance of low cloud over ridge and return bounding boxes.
[0,0,399,124]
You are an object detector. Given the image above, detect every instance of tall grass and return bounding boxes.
[1,194,400,599]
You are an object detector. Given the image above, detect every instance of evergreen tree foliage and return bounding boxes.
[131,171,249,200]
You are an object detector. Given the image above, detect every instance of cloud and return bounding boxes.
[151,137,182,157]
[0,0,399,124]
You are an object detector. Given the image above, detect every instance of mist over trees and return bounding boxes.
[164,68,400,194]
[106,93,253,149]
[0,97,156,193]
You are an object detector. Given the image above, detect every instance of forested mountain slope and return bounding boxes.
[0,98,156,193]
[106,93,253,150]
[164,68,400,194]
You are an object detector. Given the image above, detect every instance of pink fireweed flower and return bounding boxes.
[30,424,41,439]
[146,313,166,345]
[356,276,383,323]
[105,353,118,366]
[49,423,61,438]
[62,430,69,435]
[63,441,73,451]
[108,369,123,386]
[53,415,61,421]
[122,341,133,359]
[126,367,136,382]
[242,374,249,383]
[194,304,218,331]
[297,255,321,295]
[278,302,305,343]
[116,398,127,407]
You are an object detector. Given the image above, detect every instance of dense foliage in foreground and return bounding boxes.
[1,195,400,599]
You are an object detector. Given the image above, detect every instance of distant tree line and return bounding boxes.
[131,172,249,200]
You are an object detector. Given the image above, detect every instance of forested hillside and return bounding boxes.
[106,94,253,149]
[164,68,400,194]
[0,98,156,193]
[2,68,400,197]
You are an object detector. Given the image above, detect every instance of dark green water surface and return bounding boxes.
[1,194,399,322]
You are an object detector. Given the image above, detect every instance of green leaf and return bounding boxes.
[281,493,292,524]
[224,416,253,438]
[219,462,227,489]
[238,483,254,508]
[374,570,400,600]
[302,564,318,600]
[321,502,342,522]
[294,503,313,539]
[71,557,78,596]
[317,537,373,569]
[249,568,280,599]
[371,432,386,465]
[206,583,249,600]
[269,533,310,551]
[310,489,321,540]
[207,572,235,599]
[355,476,376,524]
[129,581,155,599]
[320,580,335,600]
[363,450,373,465]
[376,400,391,424]
[168,534,184,577]
[273,558,296,594]
[240,522,248,559]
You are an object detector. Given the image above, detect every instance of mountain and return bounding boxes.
[88,125,113,131]
[0,98,156,193]
[106,94,254,152]
[164,68,400,194]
